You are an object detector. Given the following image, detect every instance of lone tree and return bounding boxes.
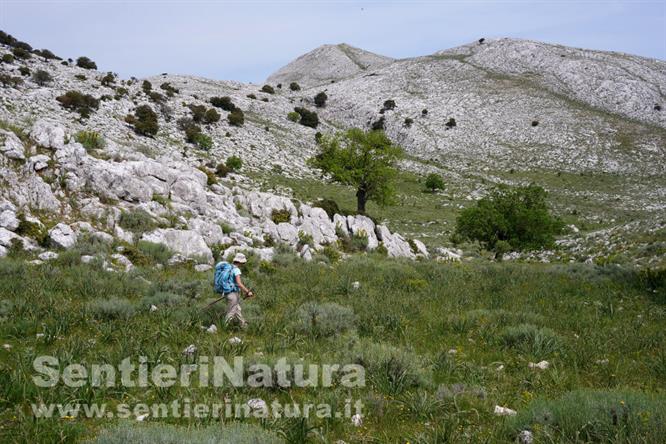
[309,128,403,214]
[425,173,445,193]
[455,184,563,253]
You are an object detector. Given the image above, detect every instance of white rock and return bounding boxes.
[28,154,50,171]
[301,244,313,262]
[447,348,458,355]
[81,255,95,264]
[0,246,6,258]
[0,210,19,231]
[351,413,363,427]
[2,344,11,350]
[182,344,197,356]
[277,222,299,245]
[494,405,517,416]
[206,324,218,334]
[30,119,67,150]
[27,259,43,266]
[412,239,429,257]
[518,430,534,444]
[376,225,415,259]
[351,281,361,290]
[528,360,550,370]
[48,223,78,249]
[142,229,213,263]
[111,254,134,272]
[38,251,59,261]
[136,414,149,422]
[246,398,268,412]
[435,248,462,262]
[347,215,378,250]
[0,129,25,160]
[194,264,212,272]
[149,304,158,312]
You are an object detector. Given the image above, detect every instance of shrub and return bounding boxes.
[141,80,152,94]
[74,74,86,81]
[159,82,178,96]
[314,91,328,107]
[34,48,58,60]
[1,53,14,63]
[293,302,356,337]
[422,109,428,116]
[56,91,99,117]
[11,47,31,60]
[246,93,256,99]
[15,214,48,246]
[203,108,220,124]
[313,198,341,220]
[445,117,456,128]
[140,292,186,308]
[127,105,159,136]
[75,130,105,150]
[455,184,563,252]
[371,116,385,131]
[87,298,135,320]
[76,56,97,70]
[215,163,231,177]
[31,69,53,86]
[271,209,291,224]
[294,107,318,128]
[289,82,300,91]
[261,84,275,94]
[0,74,22,88]
[92,419,283,443]
[118,209,157,234]
[287,111,300,122]
[114,87,128,100]
[506,390,666,443]
[189,104,207,122]
[198,166,218,185]
[404,117,414,128]
[531,120,539,127]
[192,132,213,150]
[382,99,396,111]
[226,155,242,171]
[425,173,444,192]
[100,72,115,86]
[136,241,173,265]
[499,323,562,358]
[228,108,244,126]
[18,66,30,76]
[210,96,236,111]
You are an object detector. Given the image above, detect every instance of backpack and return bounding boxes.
[214,261,237,294]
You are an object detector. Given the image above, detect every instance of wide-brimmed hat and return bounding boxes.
[232,253,247,264]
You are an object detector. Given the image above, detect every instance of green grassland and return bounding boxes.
[1,249,665,443]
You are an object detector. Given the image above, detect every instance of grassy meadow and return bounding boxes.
[1,247,665,443]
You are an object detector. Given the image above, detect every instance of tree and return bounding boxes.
[289,82,301,91]
[454,184,563,253]
[294,107,318,128]
[261,84,275,94]
[32,69,53,86]
[309,128,403,214]
[314,91,328,108]
[425,173,445,193]
[228,108,245,126]
[127,105,158,136]
[76,56,97,70]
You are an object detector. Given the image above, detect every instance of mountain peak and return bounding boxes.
[266,43,394,88]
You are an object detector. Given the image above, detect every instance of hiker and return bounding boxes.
[214,253,254,328]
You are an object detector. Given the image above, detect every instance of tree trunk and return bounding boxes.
[356,188,367,214]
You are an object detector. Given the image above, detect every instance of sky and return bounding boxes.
[1,0,664,83]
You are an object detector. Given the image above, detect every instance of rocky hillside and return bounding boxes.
[0,33,664,267]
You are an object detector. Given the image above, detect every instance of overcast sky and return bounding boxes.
[1,0,664,83]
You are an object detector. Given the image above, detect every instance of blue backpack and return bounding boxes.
[214,262,237,294]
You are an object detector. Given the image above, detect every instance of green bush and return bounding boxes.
[289,82,301,91]
[18,66,30,76]
[445,117,456,128]
[127,105,159,136]
[226,155,242,171]
[31,69,53,86]
[12,47,31,60]
[118,209,157,235]
[87,298,135,320]
[204,108,220,124]
[382,99,396,111]
[261,84,275,94]
[198,166,218,185]
[192,132,213,150]
[34,48,59,60]
[287,111,300,122]
[294,107,318,128]
[271,209,291,224]
[499,323,562,358]
[506,390,666,443]
[100,72,115,86]
[455,185,563,252]
[1,53,14,63]
[15,214,48,246]
[314,91,327,107]
[227,108,245,126]
[313,198,341,220]
[75,130,105,150]
[136,240,173,265]
[210,96,236,111]
[293,302,356,337]
[404,117,414,128]
[371,116,385,131]
[76,56,97,69]
[0,73,23,88]
[216,163,231,177]
[56,91,99,117]
[141,80,152,94]
[424,173,444,192]
[159,82,178,96]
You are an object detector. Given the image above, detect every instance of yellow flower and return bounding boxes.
[62,415,75,420]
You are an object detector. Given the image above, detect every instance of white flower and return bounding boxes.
[351,413,363,427]
[149,305,158,312]
[136,414,149,421]
[206,324,218,334]
[182,344,197,356]
[528,360,550,370]
[228,336,242,345]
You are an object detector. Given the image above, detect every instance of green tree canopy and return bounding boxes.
[455,184,563,252]
[425,173,445,192]
[309,128,403,214]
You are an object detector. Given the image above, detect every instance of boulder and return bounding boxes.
[85,160,153,203]
[240,191,298,222]
[38,251,59,261]
[347,215,378,250]
[412,239,429,257]
[0,210,19,231]
[48,223,78,249]
[30,119,66,150]
[298,216,337,246]
[0,129,25,160]
[435,247,463,262]
[111,254,134,272]
[142,229,213,263]
[301,244,313,262]
[187,218,226,246]
[223,245,275,262]
[276,222,298,245]
[28,154,50,172]
[333,214,349,236]
[194,264,212,272]
[0,245,6,258]
[375,225,414,258]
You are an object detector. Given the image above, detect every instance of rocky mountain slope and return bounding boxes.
[0,34,664,267]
